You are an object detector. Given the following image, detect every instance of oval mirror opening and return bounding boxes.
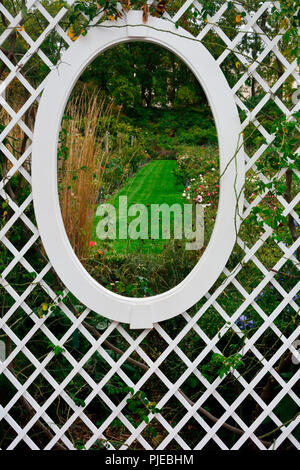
[57,41,220,298]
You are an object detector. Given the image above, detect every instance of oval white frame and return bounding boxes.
[32,11,244,329]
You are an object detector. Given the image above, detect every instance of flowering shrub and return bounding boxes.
[174,145,219,206]
[235,315,254,330]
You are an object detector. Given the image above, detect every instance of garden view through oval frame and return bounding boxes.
[32,11,244,329]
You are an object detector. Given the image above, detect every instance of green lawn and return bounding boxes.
[92,160,185,254]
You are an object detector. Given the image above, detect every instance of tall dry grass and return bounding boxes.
[58,90,116,261]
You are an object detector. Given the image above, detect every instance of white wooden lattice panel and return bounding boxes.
[0,0,299,450]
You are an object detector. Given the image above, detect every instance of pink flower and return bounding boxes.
[208,192,211,196]
[194,194,203,203]
[89,241,96,247]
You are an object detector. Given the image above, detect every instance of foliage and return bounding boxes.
[0,0,299,451]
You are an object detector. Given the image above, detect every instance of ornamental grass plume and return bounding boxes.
[58,88,116,261]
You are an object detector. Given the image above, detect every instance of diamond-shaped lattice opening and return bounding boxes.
[159,350,188,383]
[215,324,243,353]
[45,394,75,428]
[234,306,263,338]
[6,168,31,200]
[63,327,95,361]
[198,352,221,384]
[256,99,287,135]
[22,9,50,42]
[215,414,253,450]
[0,371,18,406]
[3,76,31,112]
[39,31,68,67]
[273,305,299,338]
[179,371,205,400]
[215,374,245,407]
[139,375,169,405]
[160,395,188,428]
[0,418,19,449]
[175,4,205,38]
[120,352,149,384]
[139,328,169,361]
[5,396,36,429]
[6,307,35,341]
[234,394,264,429]
[162,437,184,450]
[272,394,299,429]
[198,394,227,425]
[253,285,284,316]
[24,327,54,360]
[255,49,287,87]
[220,52,249,89]
[64,372,94,408]
[45,353,73,385]
[256,327,285,360]
[104,327,132,354]
[141,417,169,449]
[158,314,189,340]
[4,220,33,254]
[25,424,65,451]
[213,283,246,316]
[42,305,74,341]
[83,350,115,387]
[82,393,113,428]
[255,237,287,272]
[102,417,132,449]
[276,437,299,450]
[22,53,50,89]
[27,370,57,403]
[254,371,283,412]
[0,282,17,315]
[2,218,33,252]
[243,121,269,157]
[21,284,53,318]
[238,82,270,112]
[274,82,297,111]
[252,413,284,448]
[235,260,265,293]
[202,29,228,60]
[177,329,207,360]
[67,416,94,450]
[8,349,37,384]
[196,307,225,340]
[178,416,206,449]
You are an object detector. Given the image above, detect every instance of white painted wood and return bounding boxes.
[32,10,244,329]
[0,0,298,451]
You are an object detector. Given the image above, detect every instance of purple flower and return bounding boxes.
[236,315,254,330]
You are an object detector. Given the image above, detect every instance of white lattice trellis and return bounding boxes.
[0,0,299,451]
